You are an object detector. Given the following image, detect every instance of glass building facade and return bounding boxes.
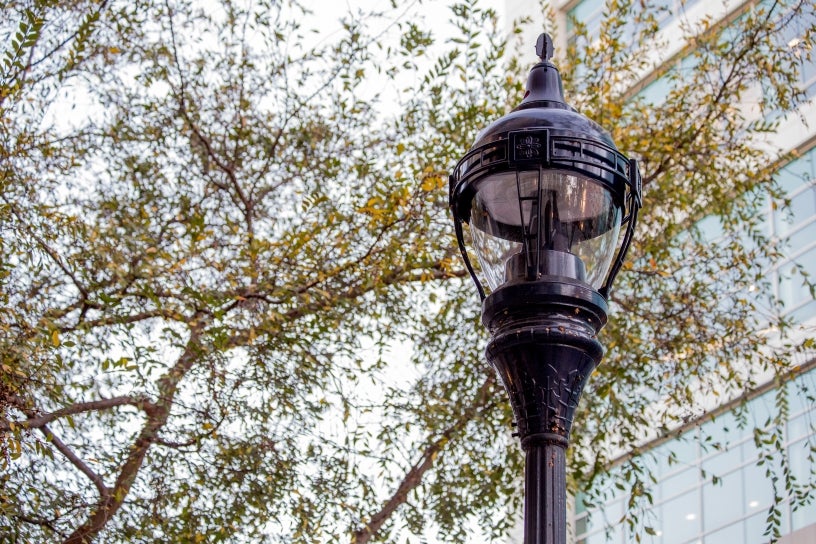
[774,147,816,324]
[503,0,816,542]
[575,366,816,543]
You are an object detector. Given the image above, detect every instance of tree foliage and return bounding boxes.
[0,0,814,542]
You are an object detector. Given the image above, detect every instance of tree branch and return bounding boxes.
[40,424,110,500]
[15,511,67,538]
[164,0,253,238]
[2,199,90,301]
[58,308,188,333]
[63,321,206,544]
[26,0,111,72]
[351,374,496,544]
[1,395,156,432]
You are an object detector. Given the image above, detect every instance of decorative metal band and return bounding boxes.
[453,213,486,300]
[521,432,570,449]
[450,130,634,213]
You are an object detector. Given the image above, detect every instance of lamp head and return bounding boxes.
[450,33,641,300]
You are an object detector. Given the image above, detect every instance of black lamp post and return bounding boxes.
[449,34,642,544]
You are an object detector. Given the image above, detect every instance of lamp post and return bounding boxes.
[449,33,642,544]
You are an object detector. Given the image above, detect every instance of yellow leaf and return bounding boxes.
[51,330,60,347]
[421,176,441,192]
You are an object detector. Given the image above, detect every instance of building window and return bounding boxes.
[566,0,703,44]
[781,9,816,99]
[772,146,816,321]
[567,0,605,42]
[575,368,816,543]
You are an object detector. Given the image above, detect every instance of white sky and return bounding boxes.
[299,0,510,54]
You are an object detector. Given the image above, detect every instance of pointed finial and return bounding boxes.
[535,33,554,62]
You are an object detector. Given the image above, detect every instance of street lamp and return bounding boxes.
[449,34,642,544]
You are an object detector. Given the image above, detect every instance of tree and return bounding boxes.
[1,1,518,542]
[0,0,814,543]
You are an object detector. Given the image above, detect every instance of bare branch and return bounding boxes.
[58,308,189,333]
[1,395,156,432]
[40,424,110,500]
[351,374,496,544]
[164,0,253,236]
[15,511,67,538]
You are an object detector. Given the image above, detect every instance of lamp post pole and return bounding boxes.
[483,280,607,542]
[449,34,641,544]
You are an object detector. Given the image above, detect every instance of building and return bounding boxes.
[501,0,816,542]
[573,360,816,543]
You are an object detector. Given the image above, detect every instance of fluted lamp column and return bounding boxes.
[449,33,642,544]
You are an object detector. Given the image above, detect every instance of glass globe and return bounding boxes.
[468,169,622,291]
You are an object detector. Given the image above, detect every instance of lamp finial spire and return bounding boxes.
[535,33,554,62]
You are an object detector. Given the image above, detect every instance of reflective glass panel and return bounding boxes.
[788,437,815,485]
[744,510,775,544]
[702,469,743,531]
[791,299,816,322]
[786,219,816,254]
[777,186,816,236]
[791,492,816,532]
[743,458,775,512]
[655,438,699,479]
[660,466,698,502]
[788,412,811,442]
[775,153,813,195]
[469,169,621,290]
[567,0,603,35]
[660,489,700,544]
